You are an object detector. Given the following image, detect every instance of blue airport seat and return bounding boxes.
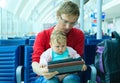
[0,46,22,83]
[84,44,97,65]
[24,45,97,83]
[82,44,97,83]
[85,35,96,39]
[0,39,29,66]
[29,36,36,39]
[86,39,103,45]
[0,39,29,46]
[8,37,29,39]
[24,46,37,83]
[28,39,35,46]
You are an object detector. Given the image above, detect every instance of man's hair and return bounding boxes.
[50,30,66,44]
[57,1,79,16]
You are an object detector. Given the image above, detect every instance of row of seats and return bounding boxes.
[24,46,37,83]
[84,36,112,65]
[85,39,103,45]
[0,38,98,83]
[0,46,20,83]
[0,39,35,83]
[85,35,111,45]
[0,39,29,46]
[85,35,111,39]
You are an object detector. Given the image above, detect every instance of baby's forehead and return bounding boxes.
[52,41,66,45]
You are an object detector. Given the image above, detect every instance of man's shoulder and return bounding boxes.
[71,28,84,35]
[44,27,54,32]
[73,28,83,32]
[37,27,54,35]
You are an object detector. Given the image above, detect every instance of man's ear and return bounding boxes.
[56,12,60,20]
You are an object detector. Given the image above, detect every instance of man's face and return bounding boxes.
[57,14,78,33]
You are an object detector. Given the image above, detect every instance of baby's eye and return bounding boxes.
[62,45,65,47]
[56,46,59,48]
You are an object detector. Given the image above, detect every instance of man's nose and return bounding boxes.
[65,23,71,29]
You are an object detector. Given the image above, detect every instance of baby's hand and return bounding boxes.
[81,64,87,71]
[81,59,87,71]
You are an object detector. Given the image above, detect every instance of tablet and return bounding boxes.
[48,57,84,74]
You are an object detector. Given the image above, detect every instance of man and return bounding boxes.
[32,1,87,83]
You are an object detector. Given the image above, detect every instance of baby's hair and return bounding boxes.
[50,30,66,44]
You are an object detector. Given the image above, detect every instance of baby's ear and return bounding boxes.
[49,42,52,46]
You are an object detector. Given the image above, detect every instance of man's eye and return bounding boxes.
[71,22,75,25]
[63,20,68,23]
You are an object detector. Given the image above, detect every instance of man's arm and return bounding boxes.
[32,31,47,75]
[32,62,59,79]
[32,32,46,62]
[75,33,84,57]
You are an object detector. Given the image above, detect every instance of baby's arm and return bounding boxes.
[68,47,87,71]
[39,51,59,79]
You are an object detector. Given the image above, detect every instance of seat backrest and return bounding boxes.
[86,39,103,45]
[0,39,29,46]
[84,44,96,65]
[24,46,37,83]
[28,39,35,46]
[0,46,20,83]
[0,39,29,66]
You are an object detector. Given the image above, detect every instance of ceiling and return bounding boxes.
[0,0,89,23]
[0,0,120,23]
[0,0,62,23]
[102,0,120,21]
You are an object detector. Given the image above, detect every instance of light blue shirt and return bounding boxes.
[52,48,69,61]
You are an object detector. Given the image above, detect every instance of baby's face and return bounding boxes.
[51,42,67,54]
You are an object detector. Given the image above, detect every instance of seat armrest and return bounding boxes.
[88,64,97,83]
[16,66,23,83]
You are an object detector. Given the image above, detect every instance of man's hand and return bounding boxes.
[32,62,48,75]
[39,64,59,79]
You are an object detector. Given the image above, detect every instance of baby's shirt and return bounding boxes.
[39,46,81,66]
